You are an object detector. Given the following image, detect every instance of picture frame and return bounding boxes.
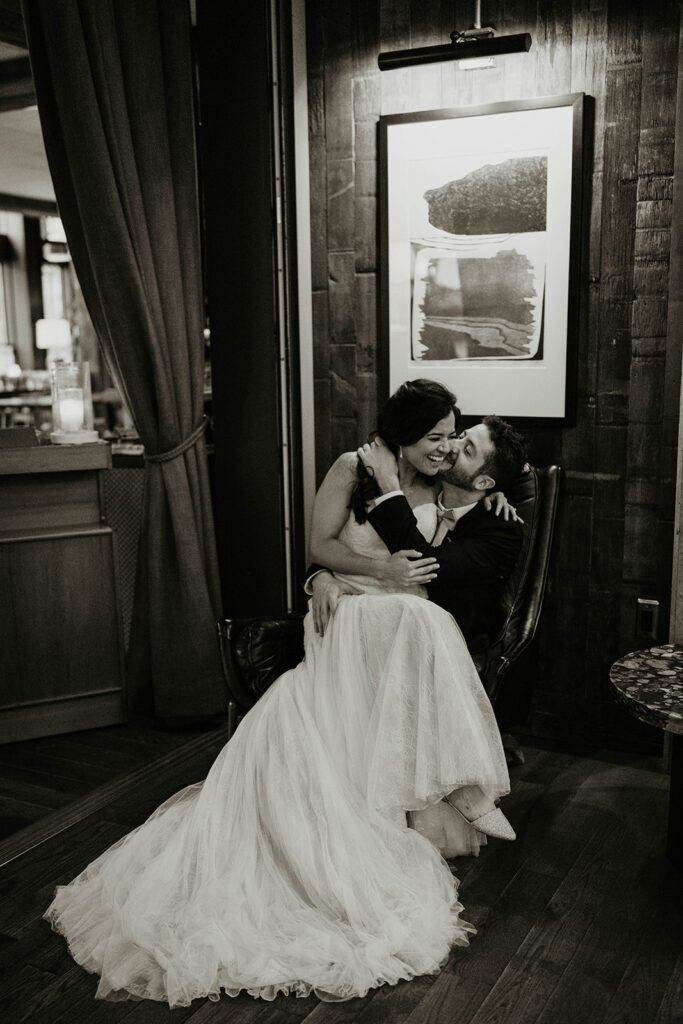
[379,94,586,421]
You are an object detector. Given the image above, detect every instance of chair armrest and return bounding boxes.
[216,615,306,714]
[216,619,260,713]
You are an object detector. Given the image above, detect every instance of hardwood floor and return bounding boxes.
[0,717,213,841]
[0,740,681,1024]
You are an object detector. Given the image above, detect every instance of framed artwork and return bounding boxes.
[379,94,586,421]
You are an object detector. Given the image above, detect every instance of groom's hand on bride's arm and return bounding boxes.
[375,551,439,587]
[368,496,522,586]
[309,550,439,634]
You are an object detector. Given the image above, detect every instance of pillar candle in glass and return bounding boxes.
[58,388,85,431]
[50,362,99,444]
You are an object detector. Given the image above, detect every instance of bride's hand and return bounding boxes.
[310,573,355,636]
[357,437,399,490]
[483,491,524,523]
[375,550,439,587]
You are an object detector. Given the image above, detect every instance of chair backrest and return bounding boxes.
[495,464,561,663]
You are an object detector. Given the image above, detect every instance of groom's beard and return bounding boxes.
[439,458,478,491]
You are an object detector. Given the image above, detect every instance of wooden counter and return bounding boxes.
[0,443,126,743]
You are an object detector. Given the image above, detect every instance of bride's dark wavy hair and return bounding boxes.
[350,379,460,524]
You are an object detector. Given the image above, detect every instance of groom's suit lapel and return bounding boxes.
[440,501,487,542]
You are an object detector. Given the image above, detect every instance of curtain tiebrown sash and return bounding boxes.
[145,415,208,464]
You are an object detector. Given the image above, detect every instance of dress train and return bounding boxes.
[45,514,510,1006]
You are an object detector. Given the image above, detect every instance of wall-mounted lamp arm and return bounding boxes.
[378,31,531,72]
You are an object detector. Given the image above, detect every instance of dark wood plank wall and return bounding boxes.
[305,0,683,748]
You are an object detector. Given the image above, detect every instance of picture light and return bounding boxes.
[378,29,532,71]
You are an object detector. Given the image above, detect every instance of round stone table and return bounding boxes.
[610,644,683,870]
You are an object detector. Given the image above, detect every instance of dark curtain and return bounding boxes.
[21,0,226,718]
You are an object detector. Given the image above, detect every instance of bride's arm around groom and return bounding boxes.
[312,415,527,646]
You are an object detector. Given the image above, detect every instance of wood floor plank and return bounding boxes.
[51,994,143,1024]
[299,993,381,1024]
[527,771,668,903]
[0,760,86,799]
[50,985,316,1024]
[48,987,200,1024]
[0,727,231,868]
[100,750,225,827]
[399,975,463,1024]
[121,996,261,1024]
[185,997,320,1024]
[654,952,683,1024]
[0,817,128,937]
[0,768,74,804]
[185,995,299,1024]
[347,972,444,1024]
[512,745,582,786]
[11,737,143,773]
[0,963,60,1019]
[258,1003,325,1024]
[0,812,123,887]
[401,867,563,1024]
[0,719,211,805]
[463,762,670,1024]
[12,962,94,1024]
[62,722,209,757]
[24,723,202,759]
[0,791,60,831]
[600,899,683,1024]
[0,747,115,787]
[533,891,648,1024]
[0,918,75,978]
[464,876,606,1022]
[0,742,677,1024]
[530,784,676,1024]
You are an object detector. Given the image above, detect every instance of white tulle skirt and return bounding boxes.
[44,593,510,1007]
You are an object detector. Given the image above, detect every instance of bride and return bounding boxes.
[44,379,514,1008]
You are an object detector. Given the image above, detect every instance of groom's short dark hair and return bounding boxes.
[480,416,527,492]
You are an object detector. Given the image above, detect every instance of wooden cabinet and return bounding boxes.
[0,444,126,743]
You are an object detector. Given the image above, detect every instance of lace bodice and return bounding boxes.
[333,503,439,596]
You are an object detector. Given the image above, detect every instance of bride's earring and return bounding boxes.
[398,446,403,460]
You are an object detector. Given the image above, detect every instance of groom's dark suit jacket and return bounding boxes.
[367,496,523,651]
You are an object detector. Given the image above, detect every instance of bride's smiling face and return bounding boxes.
[401,412,457,477]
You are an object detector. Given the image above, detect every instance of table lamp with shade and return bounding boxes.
[50,361,99,444]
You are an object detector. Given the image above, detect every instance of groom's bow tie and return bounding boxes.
[436,504,459,526]
[432,497,460,546]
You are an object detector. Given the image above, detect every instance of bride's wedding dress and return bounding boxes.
[45,504,510,1007]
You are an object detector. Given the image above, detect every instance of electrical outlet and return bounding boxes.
[636,598,659,641]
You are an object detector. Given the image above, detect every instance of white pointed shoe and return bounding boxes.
[447,800,516,841]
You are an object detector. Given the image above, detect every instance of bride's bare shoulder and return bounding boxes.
[324,451,359,483]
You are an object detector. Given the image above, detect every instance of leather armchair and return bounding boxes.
[217,465,561,739]
[217,613,306,734]
[472,465,561,706]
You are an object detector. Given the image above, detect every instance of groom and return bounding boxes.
[310,414,527,652]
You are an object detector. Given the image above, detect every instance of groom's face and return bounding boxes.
[440,423,495,490]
